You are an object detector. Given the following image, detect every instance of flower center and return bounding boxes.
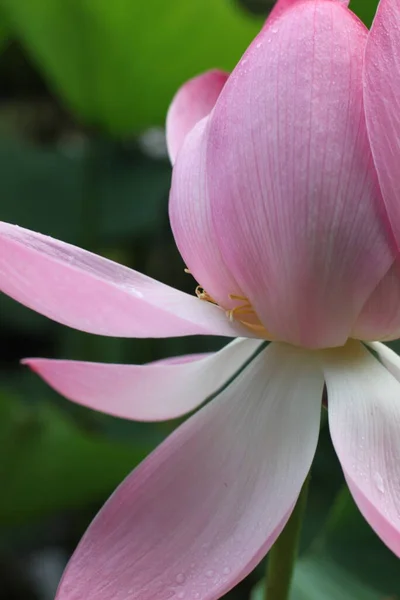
[194,285,270,338]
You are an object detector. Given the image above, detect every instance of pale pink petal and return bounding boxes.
[55,342,323,600]
[204,1,392,348]
[352,262,400,341]
[364,0,400,250]
[23,338,262,422]
[170,118,247,309]
[0,222,251,338]
[166,70,229,164]
[366,341,400,386]
[322,340,400,557]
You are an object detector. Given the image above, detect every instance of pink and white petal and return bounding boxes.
[206,1,392,348]
[166,70,229,165]
[0,222,251,339]
[366,341,400,384]
[55,342,323,600]
[321,340,400,557]
[170,118,246,308]
[23,338,262,422]
[364,0,400,250]
[353,262,400,341]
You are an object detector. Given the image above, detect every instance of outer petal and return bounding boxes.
[205,1,392,348]
[166,70,229,164]
[367,341,400,384]
[23,338,262,422]
[0,222,251,338]
[364,0,400,249]
[56,342,323,600]
[321,340,400,557]
[352,262,400,341]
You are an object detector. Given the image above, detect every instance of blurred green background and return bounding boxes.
[0,0,398,598]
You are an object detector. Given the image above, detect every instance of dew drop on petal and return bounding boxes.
[223,567,231,576]
[176,573,186,584]
[374,472,385,493]
[205,570,214,579]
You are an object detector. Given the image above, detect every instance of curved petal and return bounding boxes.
[352,261,400,341]
[364,0,400,250]
[170,118,246,309]
[321,340,400,557]
[366,341,400,385]
[166,70,229,165]
[55,342,323,600]
[23,338,263,422]
[205,1,392,348]
[0,222,251,339]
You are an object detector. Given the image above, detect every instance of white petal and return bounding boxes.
[321,340,400,556]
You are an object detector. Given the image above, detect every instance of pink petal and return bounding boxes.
[23,338,262,422]
[364,0,400,250]
[203,1,392,348]
[166,70,229,165]
[0,222,251,338]
[170,118,247,309]
[268,0,350,23]
[352,262,400,341]
[56,342,323,600]
[322,340,400,557]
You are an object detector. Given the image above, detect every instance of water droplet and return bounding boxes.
[193,594,200,599]
[374,472,385,493]
[177,592,185,599]
[241,59,248,66]
[223,567,231,576]
[176,573,186,584]
[205,569,214,578]
[256,42,262,49]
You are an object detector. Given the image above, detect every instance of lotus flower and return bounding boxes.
[1,0,400,597]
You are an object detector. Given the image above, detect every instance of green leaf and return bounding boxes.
[0,391,161,523]
[349,0,378,27]
[1,0,263,134]
[0,7,10,52]
[322,487,400,596]
[251,558,380,600]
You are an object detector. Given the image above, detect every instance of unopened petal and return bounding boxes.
[166,70,229,164]
[205,1,392,348]
[268,0,350,23]
[23,338,262,422]
[0,222,250,338]
[170,119,246,308]
[364,0,400,250]
[322,340,400,557]
[56,342,323,600]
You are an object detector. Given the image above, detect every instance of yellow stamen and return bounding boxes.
[188,277,271,339]
[195,286,218,305]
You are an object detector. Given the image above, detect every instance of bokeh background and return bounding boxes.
[0,0,398,598]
